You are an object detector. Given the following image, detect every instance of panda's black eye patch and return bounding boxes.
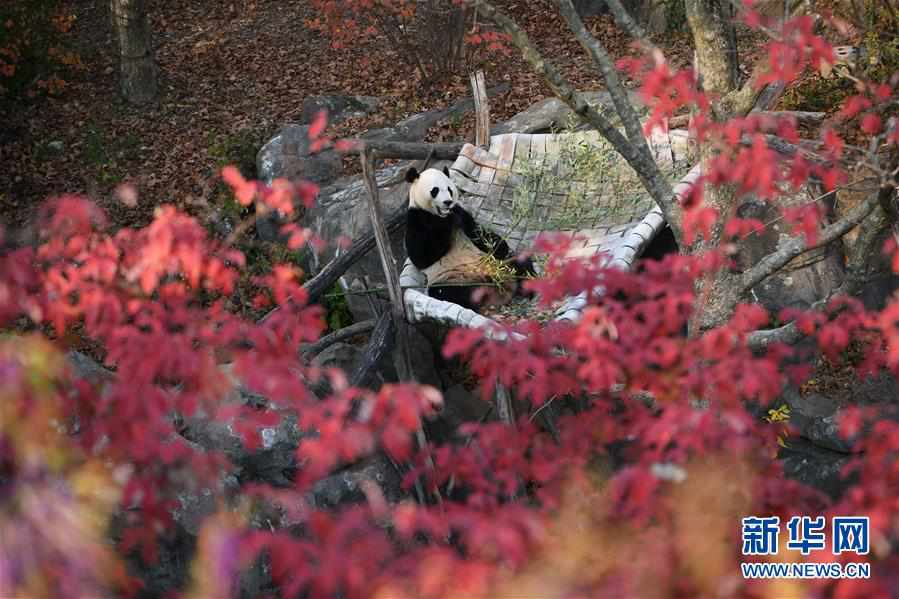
[430,187,439,198]
[448,188,453,196]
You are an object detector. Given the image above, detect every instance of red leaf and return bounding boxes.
[860,113,882,135]
[309,110,327,139]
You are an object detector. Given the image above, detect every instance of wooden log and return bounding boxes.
[258,206,406,325]
[349,313,395,388]
[350,140,465,160]
[302,319,377,359]
[303,205,406,305]
[668,110,826,129]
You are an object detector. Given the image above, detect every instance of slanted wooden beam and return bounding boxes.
[361,146,439,504]
[349,313,395,388]
[360,147,414,381]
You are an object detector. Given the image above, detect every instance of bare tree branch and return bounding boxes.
[603,0,658,52]
[748,200,895,350]
[467,0,683,243]
[739,185,893,295]
[302,319,377,359]
[555,0,653,154]
[668,110,826,129]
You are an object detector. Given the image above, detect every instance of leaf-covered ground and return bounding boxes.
[1,0,703,234]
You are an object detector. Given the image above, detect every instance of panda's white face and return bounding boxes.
[408,167,459,218]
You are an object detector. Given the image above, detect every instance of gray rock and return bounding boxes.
[311,341,366,395]
[852,371,899,405]
[313,330,439,393]
[257,123,342,186]
[67,350,115,386]
[424,383,491,443]
[779,436,855,500]
[407,326,441,389]
[126,527,195,599]
[737,193,845,315]
[256,124,343,241]
[173,488,218,536]
[181,409,305,488]
[46,140,65,155]
[783,389,853,453]
[309,452,405,509]
[440,384,491,431]
[313,341,364,372]
[781,372,899,455]
[493,91,644,135]
[302,94,380,125]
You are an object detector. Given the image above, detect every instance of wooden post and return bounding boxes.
[359,148,414,382]
[470,70,490,148]
[360,148,440,503]
[469,70,514,425]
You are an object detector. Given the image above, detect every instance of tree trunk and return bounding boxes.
[685,0,738,98]
[683,0,741,335]
[110,0,158,104]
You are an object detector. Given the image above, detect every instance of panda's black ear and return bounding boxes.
[405,167,420,183]
[443,166,450,177]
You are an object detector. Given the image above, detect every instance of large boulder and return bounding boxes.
[257,124,342,186]
[256,124,344,241]
[779,437,854,500]
[301,94,380,125]
[781,372,899,454]
[493,90,645,135]
[309,452,405,509]
[572,0,609,16]
[736,192,846,315]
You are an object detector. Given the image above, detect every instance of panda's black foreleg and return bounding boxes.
[510,256,537,298]
[406,207,455,270]
[452,206,509,257]
[428,284,481,311]
[452,205,536,298]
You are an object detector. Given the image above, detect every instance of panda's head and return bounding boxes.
[406,166,459,218]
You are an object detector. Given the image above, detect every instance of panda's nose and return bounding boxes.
[442,200,453,208]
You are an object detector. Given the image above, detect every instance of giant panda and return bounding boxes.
[404,166,535,311]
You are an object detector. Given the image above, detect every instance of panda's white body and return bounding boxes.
[403,166,535,310]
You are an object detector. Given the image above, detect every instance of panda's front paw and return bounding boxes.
[451,205,476,229]
[511,257,537,299]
